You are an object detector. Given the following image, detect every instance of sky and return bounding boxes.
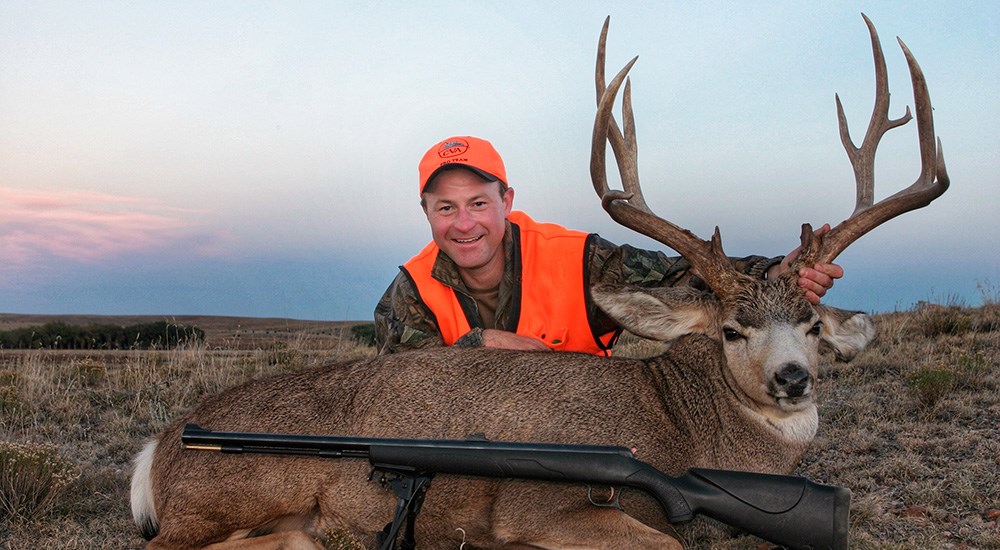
[1,1,998,321]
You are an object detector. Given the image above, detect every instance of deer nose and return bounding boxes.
[774,364,811,398]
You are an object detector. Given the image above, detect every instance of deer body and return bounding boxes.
[133,280,872,549]
[132,14,946,549]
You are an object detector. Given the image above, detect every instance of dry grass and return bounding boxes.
[0,321,374,548]
[0,306,997,549]
[795,303,1000,550]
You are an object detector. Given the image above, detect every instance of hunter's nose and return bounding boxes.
[775,364,811,398]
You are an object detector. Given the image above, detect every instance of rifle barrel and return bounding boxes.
[182,423,635,461]
[180,424,849,550]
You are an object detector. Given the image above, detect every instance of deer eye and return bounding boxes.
[808,321,823,336]
[723,327,745,341]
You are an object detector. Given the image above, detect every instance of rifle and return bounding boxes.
[182,424,850,550]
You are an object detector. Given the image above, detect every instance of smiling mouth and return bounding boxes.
[453,236,484,244]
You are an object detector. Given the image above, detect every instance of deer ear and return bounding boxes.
[815,305,876,361]
[591,284,717,342]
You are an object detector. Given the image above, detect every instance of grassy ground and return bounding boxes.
[0,305,997,549]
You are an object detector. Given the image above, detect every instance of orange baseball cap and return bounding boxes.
[418,136,508,195]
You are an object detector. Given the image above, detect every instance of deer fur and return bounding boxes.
[131,278,874,549]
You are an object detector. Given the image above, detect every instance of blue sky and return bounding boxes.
[1,1,997,320]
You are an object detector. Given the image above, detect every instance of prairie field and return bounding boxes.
[0,305,997,549]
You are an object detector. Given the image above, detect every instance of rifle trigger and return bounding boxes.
[587,485,623,510]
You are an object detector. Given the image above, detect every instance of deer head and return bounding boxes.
[589,15,947,414]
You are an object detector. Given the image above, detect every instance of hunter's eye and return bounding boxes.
[723,327,744,341]
[808,321,823,336]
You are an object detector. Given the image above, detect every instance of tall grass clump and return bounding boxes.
[913,303,973,337]
[911,299,1000,338]
[0,441,79,522]
[976,278,999,305]
[907,365,955,408]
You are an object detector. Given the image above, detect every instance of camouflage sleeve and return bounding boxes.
[373,270,446,354]
[586,235,783,288]
[584,235,783,335]
[587,237,691,288]
[736,254,785,280]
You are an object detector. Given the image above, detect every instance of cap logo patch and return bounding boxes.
[438,139,470,159]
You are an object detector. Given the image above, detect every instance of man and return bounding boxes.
[374,136,842,355]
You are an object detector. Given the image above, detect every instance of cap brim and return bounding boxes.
[424,165,502,191]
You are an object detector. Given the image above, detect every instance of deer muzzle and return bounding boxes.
[772,364,812,400]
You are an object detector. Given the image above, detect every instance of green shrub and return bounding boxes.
[0,441,79,522]
[907,366,955,408]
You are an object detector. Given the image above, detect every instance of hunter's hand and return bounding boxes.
[769,224,844,305]
[482,329,552,351]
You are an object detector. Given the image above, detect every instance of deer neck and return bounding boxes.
[651,334,817,450]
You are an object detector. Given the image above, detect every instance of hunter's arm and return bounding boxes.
[584,235,783,333]
[373,271,446,354]
[586,235,782,287]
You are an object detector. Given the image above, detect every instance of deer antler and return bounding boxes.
[591,17,746,298]
[793,14,950,269]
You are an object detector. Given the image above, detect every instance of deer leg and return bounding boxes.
[147,531,323,550]
[147,512,325,550]
[146,530,323,550]
[495,507,683,549]
[490,485,683,550]
[203,531,324,550]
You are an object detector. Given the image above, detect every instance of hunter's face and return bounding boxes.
[422,169,513,285]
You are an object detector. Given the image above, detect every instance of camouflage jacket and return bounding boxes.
[374,219,781,354]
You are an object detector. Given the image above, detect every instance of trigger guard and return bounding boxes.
[587,485,624,510]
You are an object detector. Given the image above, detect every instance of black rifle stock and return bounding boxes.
[182,424,849,550]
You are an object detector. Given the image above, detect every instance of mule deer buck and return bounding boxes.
[131,15,948,549]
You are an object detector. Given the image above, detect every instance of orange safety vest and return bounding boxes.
[402,211,617,355]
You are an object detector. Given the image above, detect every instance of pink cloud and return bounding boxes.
[0,186,232,276]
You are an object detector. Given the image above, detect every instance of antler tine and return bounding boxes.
[796,14,950,268]
[839,13,913,215]
[592,19,743,296]
[591,46,638,206]
[595,17,648,211]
